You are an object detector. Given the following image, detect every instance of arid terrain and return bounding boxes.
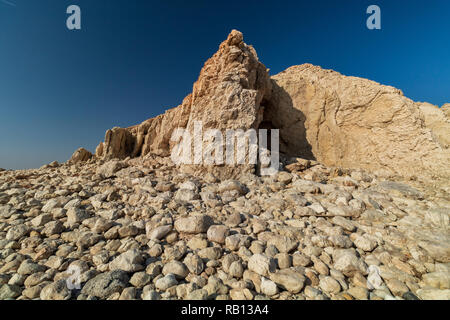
[0,30,449,300]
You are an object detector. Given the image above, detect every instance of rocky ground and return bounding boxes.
[0,155,449,300]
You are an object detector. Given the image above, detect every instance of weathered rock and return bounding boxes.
[88,30,271,179]
[97,160,127,178]
[40,280,71,300]
[162,261,189,279]
[268,64,450,178]
[147,225,173,240]
[332,249,368,276]
[269,269,306,294]
[155,274,178,291]
[81,271,129,299]
[109,249,144,272]
[174,215,214,234]
[248,254,276,277]
[6,225,29,241]
[0,284,22,300]
[319,276,341,294]
[207,225,230,244]
[69,148,93,163]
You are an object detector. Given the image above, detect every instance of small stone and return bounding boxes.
[351,234,377,252]
[269,269,305,294]
[109,249,144,272]
[225,234,251,251]
[147,225,173,240]
[142,289,161,300]
[332,249,367,276]
[275,253,292,269]
[186,289,208,300]
[18,260,46,275]
[31,213,52,227]
[187,237,208,250]
[174,215,214,234]
[6,225,29,241]
[119,287,137,300]
[207,225,229,244]
[422,272,450,290]
[155,274,178,291]
[248,254,276,276]
[183,254,205,275]
[261,277,278,296]
[67,207,90,227]
[402,292,420,300]
[0,284,21,299]
[118,225,139,238]
[267,235,298,253]
[148,244,163,257]
[81,270,129,299]
[162,261,189,279]
[225,212,242,227]
[42,221,64,236]
[129,272,151,288]
[40,280,71,300]
[292,253,311,267]
[416,288,450,300]
[386,279,409,297]
[319,276,341,294]
[229,261,245,279]
[347,286,369,300]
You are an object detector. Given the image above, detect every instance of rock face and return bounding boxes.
[267,64,450,178]
[69,148,92,163]
[417,102,450,149]
[93,30,272,179]
[73,31,449,180]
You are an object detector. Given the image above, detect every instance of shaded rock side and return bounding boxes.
[267,64,450,178]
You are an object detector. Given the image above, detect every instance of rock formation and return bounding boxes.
[75,30,449,180]
[69,148,93,164]
[267,64,450,178]
[94,30,271,179]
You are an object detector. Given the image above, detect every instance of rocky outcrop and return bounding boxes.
[417,102,450,149]
[73,31,449,179]
[69,148,92,163]
[92,30,271,179]
[267,64,450,178]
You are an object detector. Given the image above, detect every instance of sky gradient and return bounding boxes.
[1,0,449,170]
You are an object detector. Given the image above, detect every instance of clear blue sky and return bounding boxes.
[1,0,449,170]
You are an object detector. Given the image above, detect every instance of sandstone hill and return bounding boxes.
[71,30,449,181]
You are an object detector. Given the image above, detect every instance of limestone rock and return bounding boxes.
[174,215,214,234]
[267,64,450,178]
[69,148,92,163]
[81,271,129,299]
[269,269,306,294]
[87,30,271,179]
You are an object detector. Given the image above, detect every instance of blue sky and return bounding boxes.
[1,0,449,170]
